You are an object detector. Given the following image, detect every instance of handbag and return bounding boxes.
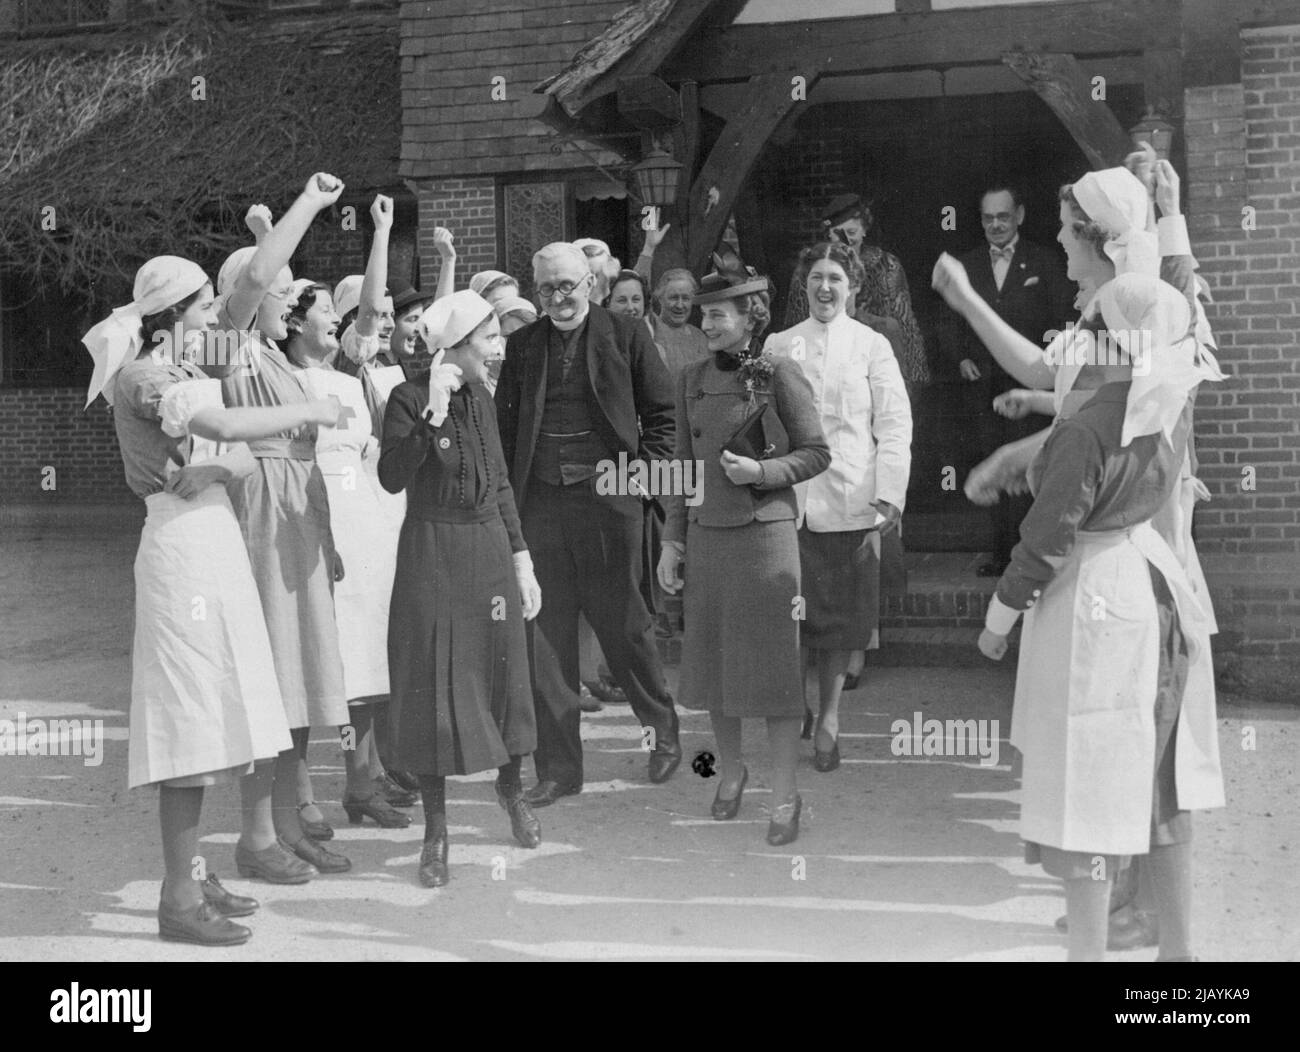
[722,401,775,460]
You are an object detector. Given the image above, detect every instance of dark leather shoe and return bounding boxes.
[235,839,315,884]
[285,835,351,874]
[385,768,421,795]
[710,765,748,821]
[419,823,449,888]
[648,713,682,784]
[374,774,418,808]
[1054,906,1160,950]
[578,685,603,713]
[158,898,251,946]
[201,873,258,918]
[523,780,581,807]
[497,784,542,848]
[813,738,841,773]
[297,802,334,841]
[343,791,412,828]
[766,793,802,846]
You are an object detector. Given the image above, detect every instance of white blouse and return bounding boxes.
[764,312,912,532]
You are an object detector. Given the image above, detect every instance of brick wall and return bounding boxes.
[0,388,132,504]
[416,177,498,292]
[1183,24,1300,658]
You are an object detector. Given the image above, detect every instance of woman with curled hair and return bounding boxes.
[765,241,913,775]
[658,269,830,846]
[932,166,1226,961]
[84,255,344,944]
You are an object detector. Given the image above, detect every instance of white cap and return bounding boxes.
[493,295,537,322]
[469,270,515,296]
[333,275,364,319]
[417,289,494,351]
[573,238,611,261]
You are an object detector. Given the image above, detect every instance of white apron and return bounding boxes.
[1011,520,1224,855]
[299,369,399,701]
[129,484,292,787]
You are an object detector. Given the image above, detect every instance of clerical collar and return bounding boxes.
[550,304,590,332]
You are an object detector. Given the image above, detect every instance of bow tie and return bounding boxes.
[990,245,1015,262]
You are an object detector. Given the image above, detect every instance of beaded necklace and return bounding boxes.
[451,388,493,506]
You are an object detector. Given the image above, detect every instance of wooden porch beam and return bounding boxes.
[662,0,1180,82]
[1002,51,1134,170]
[686,71,812,276]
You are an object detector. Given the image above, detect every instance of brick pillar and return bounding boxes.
[416,177,498,293]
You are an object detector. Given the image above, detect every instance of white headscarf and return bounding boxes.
[1095,272,1224,448]
[1071,167,1160,278]
[82,255,209,408]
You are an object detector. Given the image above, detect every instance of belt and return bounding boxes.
[406,504,499,525]
[248,438,315,460]
[539,430,593,438]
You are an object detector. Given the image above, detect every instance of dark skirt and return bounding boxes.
[387,515,536,776]
[680,520,804,718]
[798,526,881,651]
[1025,564,1192,879]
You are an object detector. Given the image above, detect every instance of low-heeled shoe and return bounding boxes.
[234,839,315,884]
[158,899,251,946]
[419,826,449,888]
[498,785,542,848]
[710,765,748,821]
[286,835,351,874]
[813,738,841,773]
[385,768,421,795]
[343,792,413,828]
[766,794,802,847]
[201,873,258,918]
[374,773,418,808]
[523,780,582,807]
[298,803,334,841]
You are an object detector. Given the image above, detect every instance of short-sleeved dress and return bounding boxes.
[297,366,400,704]
[379,380,536,775]
[113,356,292,788]
[221,336,348,730]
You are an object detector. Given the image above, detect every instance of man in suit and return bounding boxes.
[945,185,1076,575]
[495,242,682,806]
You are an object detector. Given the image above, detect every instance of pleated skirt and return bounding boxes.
[128,487,293,788]
[680,520,804,718]
[387,515,536,776]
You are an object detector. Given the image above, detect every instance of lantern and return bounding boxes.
[629,145,683,208]
[1130,107,1175,160]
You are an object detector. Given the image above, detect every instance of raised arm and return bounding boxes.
[432,227,457,301]
[932,253,1055,390]
[222,173,344,331]
[354,195,392,339]
[634,222,670,282]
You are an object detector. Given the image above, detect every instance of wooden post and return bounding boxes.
[1002,50,1134,169]
[686,71,812,276]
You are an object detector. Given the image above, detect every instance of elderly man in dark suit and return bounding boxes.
[495,241,681,806]
[945,184,1076,575]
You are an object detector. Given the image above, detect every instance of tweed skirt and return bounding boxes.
[798,526,882,651]
[680,519,804,718]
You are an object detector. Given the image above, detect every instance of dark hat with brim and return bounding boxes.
[389,277,435,313]
[821,192,868,226]
[693,271,770,305]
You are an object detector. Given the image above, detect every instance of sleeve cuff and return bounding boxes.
[1157,215,1191,258]
[984,594,1023,635]
[421,407,447,428]
[662,539,685,556]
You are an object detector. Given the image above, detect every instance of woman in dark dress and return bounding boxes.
[658,271,830,846]
[379,290,542,888]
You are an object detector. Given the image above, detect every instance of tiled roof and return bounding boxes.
[400,0,630,179]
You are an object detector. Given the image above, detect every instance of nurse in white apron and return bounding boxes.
[935,172,1226,960]
[284,281,409,831]
[85,257,344,946]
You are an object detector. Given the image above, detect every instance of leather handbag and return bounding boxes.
[722,401,774,460]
